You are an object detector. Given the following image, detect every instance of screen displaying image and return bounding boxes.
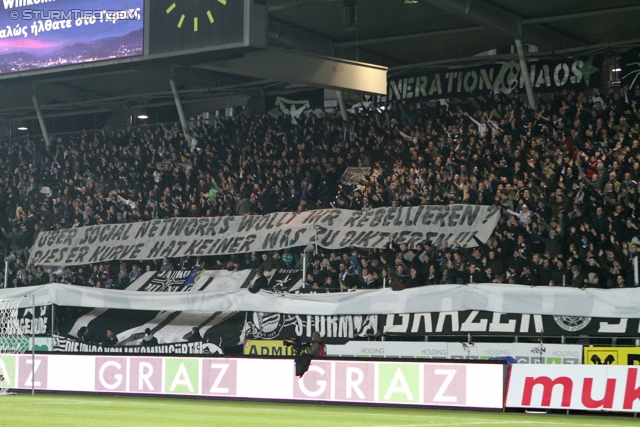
[0,0,144,75]
[148,0,245,55]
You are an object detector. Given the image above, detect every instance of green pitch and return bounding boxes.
[0,394,637,427]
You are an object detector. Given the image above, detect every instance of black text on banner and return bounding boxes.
[30,205,500,266]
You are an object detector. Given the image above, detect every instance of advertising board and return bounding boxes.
[507,365,640,412]
[584,347,640,366]
[327,342,583,364]
[243,340,295,357]
[2,354,504,409]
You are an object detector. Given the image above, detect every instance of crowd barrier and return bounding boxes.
[1,354,504,409]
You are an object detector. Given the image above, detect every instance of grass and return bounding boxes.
[0,394,638,427]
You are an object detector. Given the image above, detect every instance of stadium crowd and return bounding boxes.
[2,84,640,291]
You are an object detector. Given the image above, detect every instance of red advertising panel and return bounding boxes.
[507,365,640,412]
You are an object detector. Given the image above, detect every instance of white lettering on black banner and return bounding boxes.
[52,335,223,355]
[374,56,602,102]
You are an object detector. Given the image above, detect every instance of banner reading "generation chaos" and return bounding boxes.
[29,205,500,266]
[375,55,603,102]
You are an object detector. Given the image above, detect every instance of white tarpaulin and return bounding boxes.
[29,205,500,266]
[2,283,640,318]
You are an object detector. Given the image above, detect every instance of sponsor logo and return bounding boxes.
[8,355,504,408]
[553,316,591,332]
[292,361,473,407]
[243,340,294,356]
[247,313,287,340]
[584,347,640,366]
[508,365,640,412]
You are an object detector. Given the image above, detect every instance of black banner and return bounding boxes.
[53,335,223,355]
[149,0,245,55]
[382,311,639,337]
[267,269,303,292]
[377,55,603,102]
[621,48,640,90]
[17,305,51,337]
[138,270,204,293]
[57,269,255,353]
[243,312,378,344]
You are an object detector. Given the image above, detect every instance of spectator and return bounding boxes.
[0,85,637,293]
[160,256,174,272]
[101,329,119,347]
[142,328,159,347]
[571,265,586,289]
[129,264,142,283]
[248,268,269,293]
[187,326,202,342]
[114,265,130,290]
[77,326,94,344]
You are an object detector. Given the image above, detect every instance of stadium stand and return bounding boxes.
[1,86,640,290]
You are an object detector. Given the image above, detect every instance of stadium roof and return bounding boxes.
[1,0,639,129]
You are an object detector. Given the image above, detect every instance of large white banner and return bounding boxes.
[507,365,640,413]
[29,205,501,266]
[2,354,504,409]
[3,283,640,318]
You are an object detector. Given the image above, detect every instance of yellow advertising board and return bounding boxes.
[243,340,294,356]
[583,347,640,365]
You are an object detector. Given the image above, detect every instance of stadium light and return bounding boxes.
[404,0,419,4]
[17,124,28,131]
[137,112,149,120]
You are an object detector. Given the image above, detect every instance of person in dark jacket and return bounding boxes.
[570,265,586,289]
[552,259,571,286]
[141,328,158,347]
[405,267,423,288]
[101,329,119,347]
[77,326,94,344]
[294,331,325,377]
[248,268,269,293]
[187,326,202,342]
